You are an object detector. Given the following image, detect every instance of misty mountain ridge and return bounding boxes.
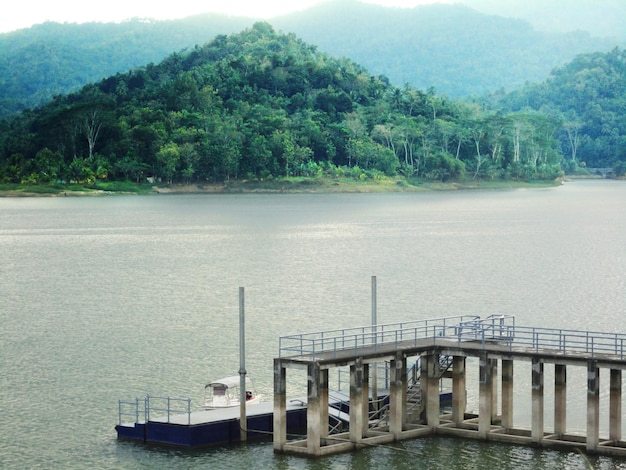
[0,0,622,118]
[271,1,620,97]
[459,0,626,41]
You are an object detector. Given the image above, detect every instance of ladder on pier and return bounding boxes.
[369,355,453,428]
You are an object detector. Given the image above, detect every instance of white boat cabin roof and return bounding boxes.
[207,376,253,389]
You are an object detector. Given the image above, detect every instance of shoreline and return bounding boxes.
[0,177,567,197]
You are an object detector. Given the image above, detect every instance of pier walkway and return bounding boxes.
[273,315,626,457]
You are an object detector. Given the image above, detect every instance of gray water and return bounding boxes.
[2,180,626,469]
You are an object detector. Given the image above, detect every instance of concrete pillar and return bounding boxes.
[273,359,287,452]
[554,364,567,437]
[424,353,441,428]
[491,359,499,422]
[389,353,405,436]
[400,357,407,429]
[320,368,329,439]
[586,361,600,451]
[501,359,514,430]
[349,358,365,443]
[610,369,622,442]
[307,362,322,455]
[452,356,466,424]
[362,363,370,436]
[531,358,544,443]
[478,353,493,438]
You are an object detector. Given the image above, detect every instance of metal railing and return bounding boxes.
[118,397,147,426]
[279,315,480,360]
[118,395,193,426]
[146,395,193,424]
[495,326,626,359]
[279,314,626,361]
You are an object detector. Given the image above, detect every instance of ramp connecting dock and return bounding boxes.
[274,315,626,457]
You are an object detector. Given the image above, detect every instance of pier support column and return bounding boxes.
[307,362,322,456]
[587,361,600,451]
[452,356,466,424]
[554,364,567,437]
[531,358,544,443]
[389,352,406,437]
[478,353,493,438]
[320,368,329,440]
[501,359,513,430]
[610,369,622,442]
[491,359,499,422]
[273,360,287,452]
[362,363,370,436]
[424,353,441,428]
[349,358,365,444]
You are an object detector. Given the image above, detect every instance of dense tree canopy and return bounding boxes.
[1,1,620,119]
[486,47,626,171]
[0,24,584,186]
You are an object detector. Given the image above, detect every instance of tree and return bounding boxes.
[180,143,200,183]
[469,120,486,179]
[68,158,95,184]
[562,114,582,163]
[83,108,103,161]
[156,142,180,184]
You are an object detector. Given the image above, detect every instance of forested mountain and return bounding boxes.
[0,24,568,187]
[271,1,619,98]
[0,1,620,118]
[0,16,253,118]
[486,47,626,170]
[460,0,626,41]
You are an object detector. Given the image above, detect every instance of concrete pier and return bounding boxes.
[554,364,567,437]
[274,314,626,458]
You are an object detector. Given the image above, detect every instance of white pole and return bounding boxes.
[371,276,378,411]
[239,287,247,442]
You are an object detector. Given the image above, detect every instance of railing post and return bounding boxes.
[591,336,594,357]
[145,395,150,422]
[186,397,190,424]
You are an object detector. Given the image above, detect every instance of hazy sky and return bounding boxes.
[1,0,454,33]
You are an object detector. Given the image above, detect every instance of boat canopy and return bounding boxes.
[207,376,253,389]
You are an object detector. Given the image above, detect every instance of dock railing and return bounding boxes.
[279,315,480,360]
[497,325,626,359]
[118,397,147,426]
[279,314,626,361]
[118,395,193,426]
[145,395,193,424]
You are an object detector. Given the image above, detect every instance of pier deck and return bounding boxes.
[274,314,626,457]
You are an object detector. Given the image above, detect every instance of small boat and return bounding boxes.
[202,375,262,410]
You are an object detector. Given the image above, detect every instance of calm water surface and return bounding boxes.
[2,180,626,469]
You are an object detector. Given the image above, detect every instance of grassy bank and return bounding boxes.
[0,176,561,197]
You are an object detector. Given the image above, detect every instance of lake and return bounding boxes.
[2,180,626,469]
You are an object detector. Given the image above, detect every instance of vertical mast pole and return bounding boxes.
[239,287,247,442]
[371,276,378,410]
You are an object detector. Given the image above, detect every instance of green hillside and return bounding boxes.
[486,47,626,170]
[0,24,570,188]
[0,1,620,119]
